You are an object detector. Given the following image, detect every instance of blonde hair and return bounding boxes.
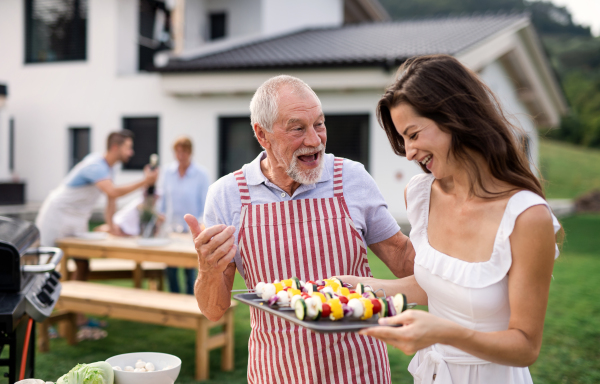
[173,136,192,153]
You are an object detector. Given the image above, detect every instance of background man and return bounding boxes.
[36,130,158,281]
[185,75,415,383]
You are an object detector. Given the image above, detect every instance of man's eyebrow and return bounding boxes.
[286,118,302,125]
[403,125,416,135]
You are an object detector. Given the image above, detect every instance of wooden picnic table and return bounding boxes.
[56,234,198,287]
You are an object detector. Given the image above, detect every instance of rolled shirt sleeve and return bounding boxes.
[341,160,401,246]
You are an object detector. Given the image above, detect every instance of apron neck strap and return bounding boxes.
[333,157,344,198]
[234,170,252,206]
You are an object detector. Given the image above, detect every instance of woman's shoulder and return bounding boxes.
[504,190,559,233]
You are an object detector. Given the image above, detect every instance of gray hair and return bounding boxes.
[249,75,321,133]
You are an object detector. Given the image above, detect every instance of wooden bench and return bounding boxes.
[63,259,167,290]
[39,281,236,381]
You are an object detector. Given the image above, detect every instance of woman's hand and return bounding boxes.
[359,310,461,355]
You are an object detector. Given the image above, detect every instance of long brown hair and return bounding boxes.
[377,54,545,199]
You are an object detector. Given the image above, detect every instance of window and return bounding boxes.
[323,114,370,171]
[138,0,172,71]
[209,12,226,40]
[69,127,90,169]
[122,117,159,170]
[25,0,87,63]
[219,117,261,177]
[9,119,15,173]
[218,114,370,177]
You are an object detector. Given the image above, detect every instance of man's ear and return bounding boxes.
[253,123,270,150]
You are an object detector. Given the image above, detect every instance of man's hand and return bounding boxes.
[184,214,236,275]
[143,164,159,186]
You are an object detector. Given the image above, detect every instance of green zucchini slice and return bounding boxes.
[295,298,307,321]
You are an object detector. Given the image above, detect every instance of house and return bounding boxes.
[0,0,567,223]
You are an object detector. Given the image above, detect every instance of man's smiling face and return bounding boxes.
[266,86,327,185]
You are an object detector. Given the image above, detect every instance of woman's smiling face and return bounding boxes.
[390,103,455,178]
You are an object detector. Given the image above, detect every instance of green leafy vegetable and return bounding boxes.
[56,362,114,384]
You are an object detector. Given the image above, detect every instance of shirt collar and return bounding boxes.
[245,151,332,186]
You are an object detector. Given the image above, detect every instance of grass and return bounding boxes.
[539,139,600,199]
[3,214,594,383]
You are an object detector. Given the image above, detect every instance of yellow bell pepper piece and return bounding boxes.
[338,287,350,297]
[289,288,301,297]
[360,298,374,320]
[327,282,341,292]
[274,282,284,293]
[329,298,343,321]
[348,293,362,300]
[282,279,293,287]
[313,292,326,303]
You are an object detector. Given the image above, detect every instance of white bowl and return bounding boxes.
[106,352,181,384]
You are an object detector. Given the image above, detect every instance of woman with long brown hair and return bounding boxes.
[340,55,561,383]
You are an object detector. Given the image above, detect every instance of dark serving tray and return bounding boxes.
[233,293,384,333]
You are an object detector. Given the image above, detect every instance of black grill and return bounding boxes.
[0,216,63,383]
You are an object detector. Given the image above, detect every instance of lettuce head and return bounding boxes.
[56,362,114,384]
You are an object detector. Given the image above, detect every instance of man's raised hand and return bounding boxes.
[184,214,236,275]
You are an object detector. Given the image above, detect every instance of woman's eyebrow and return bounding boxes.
[403,125,416,135]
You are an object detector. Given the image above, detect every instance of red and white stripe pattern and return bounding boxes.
[237,158,391,384]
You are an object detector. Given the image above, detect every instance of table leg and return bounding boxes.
[221,308,234,371]
[196,318,209,381]
[59,252,68,282]
[133,263,143,289]
[38,321,50,352]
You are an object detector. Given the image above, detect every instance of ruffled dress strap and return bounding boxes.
[500,190,561,259]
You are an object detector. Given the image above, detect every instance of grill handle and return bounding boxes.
[21,247,64,273]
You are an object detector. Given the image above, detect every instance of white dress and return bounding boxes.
[406,174,560,384]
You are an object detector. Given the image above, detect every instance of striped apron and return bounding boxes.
[234,157,391,384]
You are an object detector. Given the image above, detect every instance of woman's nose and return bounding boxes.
[405,142,417,161]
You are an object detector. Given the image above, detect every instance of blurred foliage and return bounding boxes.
[379,0,600,148]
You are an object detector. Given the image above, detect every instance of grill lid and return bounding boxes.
[0,216,40,292]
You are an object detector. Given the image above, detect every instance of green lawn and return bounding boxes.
[540,139,600,199]
[10,214,597,383]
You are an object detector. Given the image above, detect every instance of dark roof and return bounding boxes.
[158,14,528,72]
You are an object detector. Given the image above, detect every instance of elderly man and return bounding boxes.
[185,75,415,383]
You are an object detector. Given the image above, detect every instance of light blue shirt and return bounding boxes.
[65,153,113,187]
[204,152,400,278]
[159,162,211,230]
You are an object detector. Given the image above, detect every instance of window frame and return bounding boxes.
[122,116,160,171]
[68,126,91,170]
[24,0,88,64]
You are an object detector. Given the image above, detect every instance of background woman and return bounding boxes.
[344,55,561,384]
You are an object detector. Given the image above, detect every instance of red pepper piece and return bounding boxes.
[338,296,349,304]
[349,290,356,294]
[321,303,331,317]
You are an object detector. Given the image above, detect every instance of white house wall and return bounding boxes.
[260,0,344,35]
[205,0,262,40]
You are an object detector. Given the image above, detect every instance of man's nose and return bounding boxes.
[304,126,322,147]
